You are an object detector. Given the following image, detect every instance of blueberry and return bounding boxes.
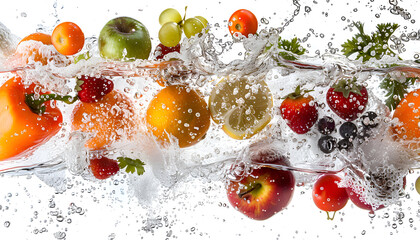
[360,111,378,128]
[318,136,337,154]
[317,116,335,135]
[337,138,353,151]
[356,128,371,144]
[339,122,358,139]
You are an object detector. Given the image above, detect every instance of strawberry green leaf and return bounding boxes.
[341,22,399,62]
[379,75,417,111]
[332,78,363,98]
[117,157,145,176]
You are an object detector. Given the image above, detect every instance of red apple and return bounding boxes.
[226,152,295,220]
[346,187,384,212]
[346,176,406,212]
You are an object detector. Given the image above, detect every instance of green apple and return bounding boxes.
[98,16,151,60]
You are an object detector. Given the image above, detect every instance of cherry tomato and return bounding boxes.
[228,9,258,38]
[312,174,349,212]
[51,22,85,55]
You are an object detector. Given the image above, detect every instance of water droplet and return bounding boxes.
[4,221,10,228]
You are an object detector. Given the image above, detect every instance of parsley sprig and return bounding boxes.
[267,37,306,61]
[379,75,417,111]
[277,37,306,60]
[117,157,146,176]
[341,22,399,62]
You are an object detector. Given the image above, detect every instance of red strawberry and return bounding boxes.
[154,43,181,60]
[76,75,114,103]
[89,156,119,180]
[326,78,368,121]
[280,86,318,134]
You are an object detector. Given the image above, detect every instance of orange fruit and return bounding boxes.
[71,90,137,150]
[15,32,61,65]
[51,22,85,56]
[146,84,210,148]
[19,32,52,45]
[392,88,420,152]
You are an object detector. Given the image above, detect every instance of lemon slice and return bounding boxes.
[209,76,273,139]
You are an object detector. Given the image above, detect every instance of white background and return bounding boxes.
[0,0,420,239]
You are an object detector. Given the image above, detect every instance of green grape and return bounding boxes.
[159,8,182,25]
[183,17,205,38]
[159,22,182,47]
[195,16,208,27]
[416,176,420,195]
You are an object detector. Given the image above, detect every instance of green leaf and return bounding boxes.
[266,37,306,61]
[74,51,91,64]
[117,157,145,176]
[278,37,306,60]
[341,22,399,62]
[332,78,363,99]
[379,75,417,111]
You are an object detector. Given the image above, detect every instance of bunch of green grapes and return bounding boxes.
[158,8,208,47]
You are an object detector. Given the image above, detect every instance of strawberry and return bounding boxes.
[76,75,114,103]
[89,156,119,180]
[280,86,318,134]
[326,78,368,121]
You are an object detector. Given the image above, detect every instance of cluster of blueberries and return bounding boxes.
[317,112,379,154]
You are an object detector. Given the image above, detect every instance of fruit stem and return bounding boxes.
[283,85,314,99]
[326,211,336,220]
[179,6,188,26]
[25,93,78,114]
[238,183,262,199]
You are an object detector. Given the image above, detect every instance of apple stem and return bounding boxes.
[238,183,262,199]
[326,211,336,220]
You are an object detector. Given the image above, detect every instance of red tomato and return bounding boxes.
[51,22,85,55]
[228,9,258,38]
[312,174,349,212]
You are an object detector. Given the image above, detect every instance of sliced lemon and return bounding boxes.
[209,76,273,140]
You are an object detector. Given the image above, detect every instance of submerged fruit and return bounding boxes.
[15,32,57,65]
[71,90,137,150]
[209,76,272,140]
[146,84,210,148]
[0,76,63,160]
[280,86,318,134]
[392,88,420,152]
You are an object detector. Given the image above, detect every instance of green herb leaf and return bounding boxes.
[266,37,306,61]
[117,157,145,176]
[379,75,417,111]
[341,22,399,62]
[277,37,306,60]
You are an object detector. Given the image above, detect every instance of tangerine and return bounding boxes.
[392,88,420,152]
[146,84,210,148]
[15,32,63,65]
[71,90,137,150]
